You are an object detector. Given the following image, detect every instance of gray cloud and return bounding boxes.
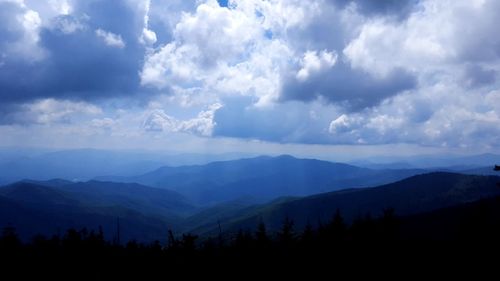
[1,0,499,150]
[279,0,418,112]
[0,0,148,103]
[280,60,417,111]
[462,64,497,88]
[330,0,419,19]
[0,3,24,44]
[286,4,346,52]
[213,96,338,143]
[147,0,197,46]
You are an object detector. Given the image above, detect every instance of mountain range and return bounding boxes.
[0,148,253,184]
[1,159,499,242]
[98,155,429,205]
[192,172,500,236]
[0,180,197,242]
[1,148,498,185]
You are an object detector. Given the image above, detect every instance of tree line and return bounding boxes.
[2,200,500,278]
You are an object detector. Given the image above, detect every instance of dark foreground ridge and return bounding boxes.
[2,195,500,278]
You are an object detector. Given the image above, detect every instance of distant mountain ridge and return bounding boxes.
[351,153,500,170]
[98,155,429,205]
[0,148,254,184]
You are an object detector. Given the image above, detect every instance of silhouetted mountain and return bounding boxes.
[194,172,500,236]
[99,155,428,205]
[398,195,500,240]
[0,180,197,241]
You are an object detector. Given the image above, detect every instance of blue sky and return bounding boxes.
[0,0,499,157]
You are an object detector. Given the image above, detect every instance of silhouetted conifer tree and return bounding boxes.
[329,209,347,241]
[180,234,198,252]
[301,220,314,245]
[255,220,269,248]
[0,226,21,253]
[167,230,180,251]
[495,165,500,187]
[380,208,398,241]
[277,216,295,247]
[298,220,317,256]
[126,240,139,252]
[350,213,375,242]
[234,229,253,250]
[62,228,82,251]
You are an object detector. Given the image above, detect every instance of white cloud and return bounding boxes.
[320,0,500,148]
[0,1,45,62]
[329,114,359,134]
[95,28,126,48]
[141,0,320,107]
[143,110,178,132]
[141,28,157,45]
[91,117,116,130]
[343,0,500,77]
[142,103,223,136]
[23,0,73,20]
[327,82,500,148]
[141,0,263,88]
[48,0,71,15]
[14,99,102,125]
[49,15,85,34]
[177,103,223,136]
[1,0,500,151]
[134,0,157,45]
[173,1,259,64]
[296,50,337,81]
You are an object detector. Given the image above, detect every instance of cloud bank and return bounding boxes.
[0,0,499,151]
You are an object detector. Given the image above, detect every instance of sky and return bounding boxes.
[0,0,499,157]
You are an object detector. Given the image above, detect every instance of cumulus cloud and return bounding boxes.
[296,50,337,82]
[4,98,102,125]
[131,0,157,45]
[143,103,222,137]
[143,110,177,132]
[326,85,500,148]
[141,0,318,106]
[48,15,86,34]
[91,117,116,130]
[47,0,72,15]
[329,114,361,134]
[318,0,500,147]
[0,0,148,103]
[0,1,45,62]
[141,0,421,112]
[281,60,417,110]
[343,0,500,77]
[1,0,500,150]
[329,0,418,19]
[95,28,125,48]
